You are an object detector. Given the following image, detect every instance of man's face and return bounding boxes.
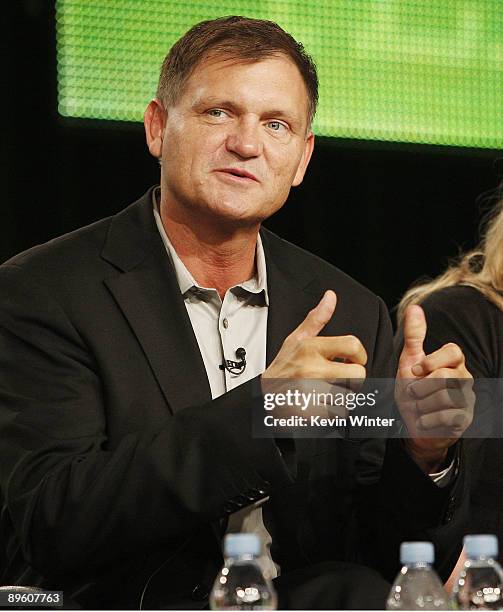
[146,53,314,227]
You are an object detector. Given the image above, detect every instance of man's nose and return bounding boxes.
[225,117,262,158]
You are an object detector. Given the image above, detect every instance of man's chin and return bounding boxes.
[205,201,271,228]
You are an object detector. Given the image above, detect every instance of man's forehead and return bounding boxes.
[185,52,302,89]
[182,52,310,120]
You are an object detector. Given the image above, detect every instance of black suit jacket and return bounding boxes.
[0,188,466,609]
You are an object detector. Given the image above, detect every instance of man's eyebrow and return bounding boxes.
[192,97,304,126]
[191,97,240,110]
[264,109,299,123]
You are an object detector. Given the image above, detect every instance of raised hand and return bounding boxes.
[263,290,367,381]
[396,304,474,472]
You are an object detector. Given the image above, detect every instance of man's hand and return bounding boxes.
[263,290,367,381]
[396,304,474,473]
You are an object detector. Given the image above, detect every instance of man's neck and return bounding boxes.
[159,202,259,299]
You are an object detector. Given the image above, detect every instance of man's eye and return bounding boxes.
[207,109,227,118]
[267,121,287,132]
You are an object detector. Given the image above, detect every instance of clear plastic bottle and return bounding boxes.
[451,534,503,610]
[210,533,277,610]
[386,541,448,610]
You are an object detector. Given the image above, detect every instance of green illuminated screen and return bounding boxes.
[56,1,503,148]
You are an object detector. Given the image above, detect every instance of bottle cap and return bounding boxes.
[400,541,434,565]
[224,534,261,557]
[464,534,498,559]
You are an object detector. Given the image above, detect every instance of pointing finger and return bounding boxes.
[407,370,472,400]
[411,343,465,377]
[313,335,367,366]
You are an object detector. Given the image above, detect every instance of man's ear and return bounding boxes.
[144,98,166,159]
[292,132,315,187]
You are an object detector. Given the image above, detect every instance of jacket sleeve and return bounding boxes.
[0,263,292,577]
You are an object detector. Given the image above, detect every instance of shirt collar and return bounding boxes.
[152,188,269,304]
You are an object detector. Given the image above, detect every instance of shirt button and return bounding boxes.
[222,318,229,329]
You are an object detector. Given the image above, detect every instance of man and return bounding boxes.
[0,16,473,609]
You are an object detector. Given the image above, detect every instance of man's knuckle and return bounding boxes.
[345,335,361,354]
[415,397,427,414]
[355,364,366,377]
[440,387,453,406]
[425,354,437,369]
[447,342,463,361]
[307,311,321,326]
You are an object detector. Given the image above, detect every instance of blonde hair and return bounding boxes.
[398,195,503,323]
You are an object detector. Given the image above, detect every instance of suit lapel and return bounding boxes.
[102,189,211,414]
[262,229,357,356]
[261,228,328,364]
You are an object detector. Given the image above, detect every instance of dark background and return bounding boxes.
[4,1,503,321]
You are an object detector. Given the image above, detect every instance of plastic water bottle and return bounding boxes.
[451,534,503,609]
[386,541,448,610]
[210,533,277,610]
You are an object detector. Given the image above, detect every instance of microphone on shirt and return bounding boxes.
[219,347,247,375]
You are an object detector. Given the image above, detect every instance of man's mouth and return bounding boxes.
[214,168,259,182]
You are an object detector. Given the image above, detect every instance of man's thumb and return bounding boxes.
[293,290,337,341]
[402,304,427,358]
